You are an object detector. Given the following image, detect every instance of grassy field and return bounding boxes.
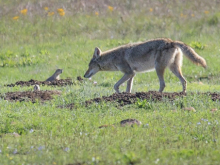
[0,0,220,164]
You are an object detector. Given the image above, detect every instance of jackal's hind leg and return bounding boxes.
[155,66,166,92]
[126,74,136,93]
[114,73,135,93]
[169,64,187,93]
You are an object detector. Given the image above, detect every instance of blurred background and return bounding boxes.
[0,0,219,89]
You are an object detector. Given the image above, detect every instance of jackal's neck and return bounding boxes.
[97,48,123,71]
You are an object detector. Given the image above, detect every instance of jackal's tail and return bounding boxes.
[174,41,207,68]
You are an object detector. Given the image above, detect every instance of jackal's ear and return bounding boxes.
[93,47,101,59]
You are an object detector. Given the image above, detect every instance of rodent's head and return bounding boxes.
[33,84,40,91]
[55,69,63,75]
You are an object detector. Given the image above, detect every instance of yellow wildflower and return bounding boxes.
[59,11,65,16]
[204,11,209,14]
[13,16,19,20]
[149,8,153,12]
[48,12,55,16]
[95,11,99,16]
[57,8,64,13]
[44,7,49,11]
[191,14,194,17]
[108,6,114,12]
[57,8,65,16]
[20,9,28,15]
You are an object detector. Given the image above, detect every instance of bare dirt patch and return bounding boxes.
[5,78,73,87]
[1,90,61,103]
[61,91,220,109]
[85,91,186,106]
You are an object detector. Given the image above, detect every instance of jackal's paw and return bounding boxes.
[114,86,120,93]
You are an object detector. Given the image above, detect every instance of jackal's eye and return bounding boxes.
[89,58,97,65]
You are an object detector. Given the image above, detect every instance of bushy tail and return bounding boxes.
[174,41,207,68]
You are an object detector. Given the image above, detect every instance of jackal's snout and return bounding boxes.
[84,69,92,78]
[84,65,100,78]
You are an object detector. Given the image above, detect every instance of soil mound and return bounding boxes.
[84,91,220,107]
[5,78,73,87]
[1,90,61,103]
[85,91,186,106]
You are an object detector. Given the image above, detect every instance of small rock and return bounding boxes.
[210,108,217,113]
[12,132,20,137]
[120,119,142,127]
[77,76,84,82]
[99,124,115,128]
[183,107,196,112]
[5,132,20,137]
[11,122,16,125]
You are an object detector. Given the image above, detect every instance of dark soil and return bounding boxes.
[77,76,84,82]
[5,78,74,87]
[84,91,186,106]
[1,90,61,103]
[83,91,220,107]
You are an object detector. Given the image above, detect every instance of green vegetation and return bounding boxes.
[0,1,220,164]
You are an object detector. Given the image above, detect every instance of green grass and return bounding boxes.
[1,0,220,164]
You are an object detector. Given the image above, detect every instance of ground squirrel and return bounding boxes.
[33,84,40,91]
[46,69,63,81]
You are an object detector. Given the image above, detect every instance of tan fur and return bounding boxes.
[84,38,207,93]
[46,69,63,81]
[33,84,40,91]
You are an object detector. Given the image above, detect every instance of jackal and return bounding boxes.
[84,38,207,93]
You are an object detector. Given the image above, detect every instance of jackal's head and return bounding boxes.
[84,47,102,78]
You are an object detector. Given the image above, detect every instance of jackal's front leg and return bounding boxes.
[126,74,136,93]
[114,73,135,93]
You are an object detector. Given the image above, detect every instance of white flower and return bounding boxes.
[155,158,160,164]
